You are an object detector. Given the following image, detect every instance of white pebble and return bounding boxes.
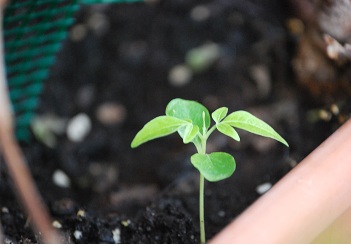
[112,228,121,244]
[66,113,92,142]
[52,170,71,188]
[168,64,193,87]
[256,182,272,194]
[77,209,86,218]
[74,230,83,240]
[52,220,62,229]
[1,207,9,213]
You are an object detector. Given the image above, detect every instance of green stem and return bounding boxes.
[198,131,207,243]
[205,125,217,138]
[198,113,210,243]
[199,173,205,244]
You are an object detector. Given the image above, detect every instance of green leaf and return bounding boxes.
[217,123,240,141]
[222,111,289,146]
[166,98,210,135]
[131,116,188,148]
[212,107,228,124]
[191,152,236,182]
[183,124,199,144]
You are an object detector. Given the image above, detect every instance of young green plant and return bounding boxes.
[131,98,289,243]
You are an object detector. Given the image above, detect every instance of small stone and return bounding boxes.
[112,228,121,244]
[330,104,340,115]
[256,182,272,194]
[77,209,86,218]
[168,64,193,87]
[318,109,332,121]
[52,170,71,188]
[74,230,83,240]
[217,210,226,217]
[249,64,271,98]
[66,113,92,142]
[96,103,127,125]
[87,13,109,36]
[70,24,88,42]
[191,5,211,22]
[52,220,62,229]
[286,18,304,35]
[121,220,131,227]
[1,207,9,213]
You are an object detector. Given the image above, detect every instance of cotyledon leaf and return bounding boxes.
[191,152,236,182]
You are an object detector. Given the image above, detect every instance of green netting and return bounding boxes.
[4,0,142,140]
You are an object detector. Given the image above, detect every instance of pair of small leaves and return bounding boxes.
[211,107,289,147]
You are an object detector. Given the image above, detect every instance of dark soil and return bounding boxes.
[1,0,350,243]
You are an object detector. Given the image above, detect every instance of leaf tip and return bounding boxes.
[130,139,139,148]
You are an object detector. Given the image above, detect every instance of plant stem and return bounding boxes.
[198,129,207,243]
[199,173,205,244]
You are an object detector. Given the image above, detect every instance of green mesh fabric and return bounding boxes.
[3,0,142,140]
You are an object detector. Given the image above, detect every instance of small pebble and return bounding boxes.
[77,209,86,218]
[66,113,92,142]
[168,64,193,87]
[286,18,304,35]
[52,170,71,188]
[217,210,226,217]
[191,5,211,22]
[87,12,109,36]
[74,230,83,240]
[70,24,88,42]
[112,228,121,243]
[96,102,127,125]
[52,220,62,229]
[249,64,271,98]
[1,207,9,213]
[318,109,332,121]
[121,220,131,227]
[330,104,339,115]
[256,182,272,194]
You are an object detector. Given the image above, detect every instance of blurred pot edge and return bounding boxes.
[211,119,351,244]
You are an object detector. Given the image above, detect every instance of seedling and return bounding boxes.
[131,98,289,243]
